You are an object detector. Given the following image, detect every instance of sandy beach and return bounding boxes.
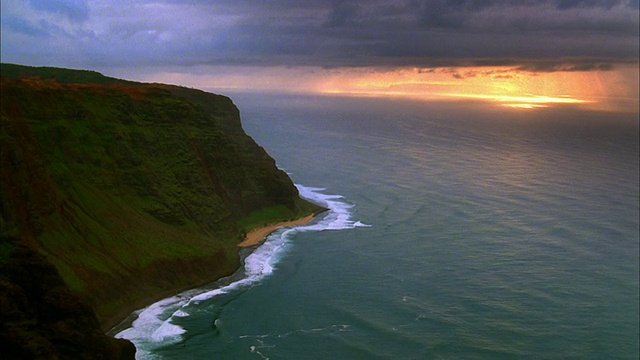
[238,214,315,247]
[107,213,321,334]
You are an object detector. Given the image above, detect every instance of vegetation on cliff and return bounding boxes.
[0,242,136,359]
[0,64,321,333]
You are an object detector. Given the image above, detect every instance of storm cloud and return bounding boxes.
[1,0,638,71]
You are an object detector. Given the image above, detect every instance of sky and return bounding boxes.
[2,0,639,112]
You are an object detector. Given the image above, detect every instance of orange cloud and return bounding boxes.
[314,64,639,112]
[138,63,638,113]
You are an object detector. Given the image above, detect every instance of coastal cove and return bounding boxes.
[0,65,324,358]
[239,214,317,248]
[2,0,638,357]
[113,184,369,356]
[1,65,637,359]
[106,209,323,336]
[119,92,638,359]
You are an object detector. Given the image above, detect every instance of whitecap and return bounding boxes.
[116,184,366,357]
[296,185,366,231]
[150,320,186,343]
[172,310,189,318]
[115,296,186,343]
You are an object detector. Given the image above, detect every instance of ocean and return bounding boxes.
[116,94,639,359]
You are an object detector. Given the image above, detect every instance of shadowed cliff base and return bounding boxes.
[0,240,136,359]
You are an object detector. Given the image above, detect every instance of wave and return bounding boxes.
[115,185,365,356]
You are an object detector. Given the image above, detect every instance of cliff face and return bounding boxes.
[0,64,320,334]
[0,243,136,359]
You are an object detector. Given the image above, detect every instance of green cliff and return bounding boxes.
[1,242,136,358]
[0,64,321,334]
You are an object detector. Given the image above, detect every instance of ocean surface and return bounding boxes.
[116,94,639,359]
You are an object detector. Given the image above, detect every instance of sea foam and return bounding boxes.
[297,185,370,230]
[116,185,364,357]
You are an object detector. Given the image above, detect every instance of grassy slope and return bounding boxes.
[0,64,321,326]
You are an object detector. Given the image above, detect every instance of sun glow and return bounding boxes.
[445,93,590,109]
[313,64,638,112]
[138,63,638,113]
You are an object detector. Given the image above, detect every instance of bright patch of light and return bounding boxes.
[125,64,637,113]
[446,93,590,109]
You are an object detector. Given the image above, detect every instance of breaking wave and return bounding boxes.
[115,185,366,358]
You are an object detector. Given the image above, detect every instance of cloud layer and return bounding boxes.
[1,0,638,71]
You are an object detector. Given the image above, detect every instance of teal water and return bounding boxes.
[117,94,639,359]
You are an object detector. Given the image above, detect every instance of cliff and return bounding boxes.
[0,64,322,350]
[0,242,136,359]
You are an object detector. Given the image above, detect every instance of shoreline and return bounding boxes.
[237,214,315,248]
[106,212,320,336]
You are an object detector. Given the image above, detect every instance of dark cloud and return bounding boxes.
[1,0,638,71]
[417,0,467,29]
[516,61,616,72]
[28,0,89,23]
[1,15,51,37]
[492,74,514,79]
[326,0,360,26]
[556,0,620,9]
